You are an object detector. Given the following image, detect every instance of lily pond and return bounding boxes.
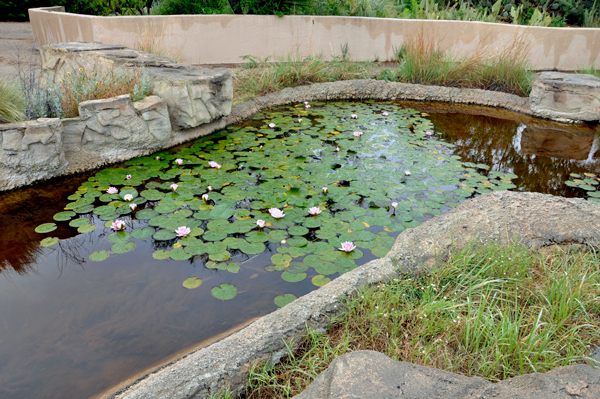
[1,100,599,399]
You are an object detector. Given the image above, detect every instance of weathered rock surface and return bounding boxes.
[109,191,600,399]
[0,118,66,190]
[530,72,600,123]
[40,42,233,129]
[294,351,600,399]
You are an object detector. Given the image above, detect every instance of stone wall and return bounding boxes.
[29,6,600,70]
[0,42,232,191]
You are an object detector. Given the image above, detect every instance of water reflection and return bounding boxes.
[0,102,599,399]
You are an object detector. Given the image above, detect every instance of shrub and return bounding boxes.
[59,66,152,118]
[150,0,231,14]
[0,79,27,123]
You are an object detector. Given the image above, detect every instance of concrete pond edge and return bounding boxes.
[109,191,600,398]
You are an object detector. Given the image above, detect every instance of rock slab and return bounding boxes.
[295,350,600,399]
[530,72,600,122]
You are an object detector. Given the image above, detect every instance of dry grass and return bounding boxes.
[134,22,185,63]
[233,55,374,105]
[59,66,152,118]
[243,244,600,399]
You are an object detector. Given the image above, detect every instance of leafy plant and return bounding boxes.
[0,79,27,123]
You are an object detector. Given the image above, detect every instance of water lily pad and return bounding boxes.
[274,294,297,307]
[111,241,136,254]
[203,230,228,241]
[40,237,59,247]
[53,211,75,221]
[287,237,308,247]
[209,251,231,262]
[182,277,202,289]
[311,275,331,287]
[271,253,292,266]
[226,263,240,273]
[131,227,154,239]
[90,250,110,262]
[77,224,96,234]
[171,247,192,260]
[135,209,159,220]
[153,229,177,241]
[240,242,265,255]
[107,231,131,243]
[69,218,90,228]
[35,223,57,233]
[288,226,309,236]
[314,262,338,275]
[152,250,171,260]
[211,283,237,300]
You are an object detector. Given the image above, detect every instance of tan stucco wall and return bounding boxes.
[29,7,600,70]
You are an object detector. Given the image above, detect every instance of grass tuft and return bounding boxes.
[0,79,27,123]
[59,66,153,118]
[243,243,600,399]
[577,66,600,79]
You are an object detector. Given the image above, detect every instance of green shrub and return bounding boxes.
[0,79,27,123]
[24,85,64,120]
[151,0,231,14]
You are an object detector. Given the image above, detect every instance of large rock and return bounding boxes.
[63,94,172,171]
[0,118,67,190]
[40,42,233,130]
[295,351,600,399]
[530,72,600,123]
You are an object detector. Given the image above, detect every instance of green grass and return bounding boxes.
[577,66,600,79]
[0,79,27,123]
[233,36,534,105]
[243,243,600,399]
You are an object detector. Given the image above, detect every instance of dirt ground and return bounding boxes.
[0,22,40,81]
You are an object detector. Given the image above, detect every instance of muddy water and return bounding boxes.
[0,101,598,399]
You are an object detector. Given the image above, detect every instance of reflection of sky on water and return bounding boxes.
[0,101,599,399]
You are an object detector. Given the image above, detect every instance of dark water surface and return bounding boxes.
[0,101,598,399]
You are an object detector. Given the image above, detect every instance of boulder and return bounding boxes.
[295,350,600,399]
[0,118,67,190]
[530,72,600,123]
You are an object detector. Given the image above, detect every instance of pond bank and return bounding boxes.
[108,190,600,398]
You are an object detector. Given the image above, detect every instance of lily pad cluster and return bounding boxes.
[34,100,519,305]
[566,172,600,203]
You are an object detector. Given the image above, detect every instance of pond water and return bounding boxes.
[0,101,598,399]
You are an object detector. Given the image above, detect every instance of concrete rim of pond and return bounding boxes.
[105,189,600,398]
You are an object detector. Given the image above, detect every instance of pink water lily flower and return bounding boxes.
[129,203,137,211]
[351,114,358,119]
[170,183,178,192]
[111,220,125,231]
[202,194,209,201]
[107,187,118,194]
[256,219,266,228]
[335,146,340,152]
[269,208,285,219]
[353,131,363,137]
[269,123,276,128]
[175,158,183,165]
[126,174,132,180]
[305,104,311,108]
[175,226,191,238]
[209,161,221,169]
[425,131,432,136]
[124,194,133,201]
[339,241,356,252]
[382,112,389,116]
[308,207,321,216]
